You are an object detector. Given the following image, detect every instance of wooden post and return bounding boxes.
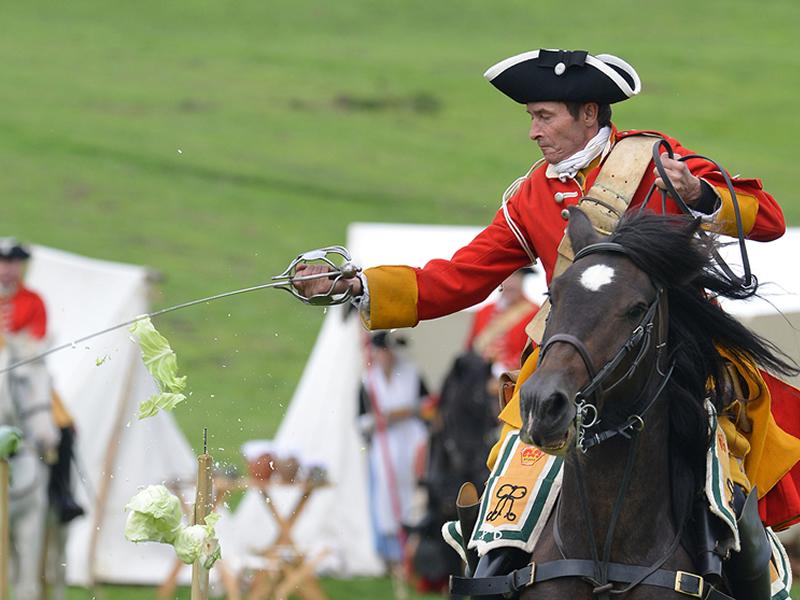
[0,427,21,600]
[191,430,213,600]
[0,459,9,600]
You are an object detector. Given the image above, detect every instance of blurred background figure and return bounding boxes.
[412,350,498,594]
[358,331,429,586]
[405,269,539,592]
[466,268,539,379]
[0,238,84,523]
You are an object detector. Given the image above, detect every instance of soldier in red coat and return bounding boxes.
[466,269,538,378]
[0,238,84,523]
[294,48,798,592]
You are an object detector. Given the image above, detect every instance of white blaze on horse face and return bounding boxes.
[579,264,615,292]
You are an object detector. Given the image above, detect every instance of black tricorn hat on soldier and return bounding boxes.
[370,331,408,350]
[484,49,641,105]
[0,238,31,260]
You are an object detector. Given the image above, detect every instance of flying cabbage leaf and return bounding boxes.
[129,316,187,418]
[124,485,184,544]
[137,392,187,420]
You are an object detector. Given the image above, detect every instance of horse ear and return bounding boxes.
[566,206,600,254]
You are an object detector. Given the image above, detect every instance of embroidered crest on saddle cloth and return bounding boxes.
[467,432,563,555]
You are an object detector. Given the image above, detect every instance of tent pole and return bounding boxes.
[87,351,139,587]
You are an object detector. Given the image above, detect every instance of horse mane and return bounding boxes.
[607,212,800,527]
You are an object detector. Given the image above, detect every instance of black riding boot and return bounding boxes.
[49,427,85,523]
[723,486,772,600]
[692,495,726,584]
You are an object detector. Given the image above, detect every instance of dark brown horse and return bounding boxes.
[514,207,798,599]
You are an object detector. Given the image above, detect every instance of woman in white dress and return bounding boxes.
[359,332,429,569]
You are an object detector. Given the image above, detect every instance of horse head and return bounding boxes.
[0,336,59,462]
[519,207,669,455]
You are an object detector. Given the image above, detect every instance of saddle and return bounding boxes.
[445,417,789,599]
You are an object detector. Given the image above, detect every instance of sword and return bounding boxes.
[0,246,359,375]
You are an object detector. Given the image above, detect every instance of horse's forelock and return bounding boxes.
[608,213,706,288]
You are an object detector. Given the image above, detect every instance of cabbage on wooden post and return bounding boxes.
[124,485,221,568]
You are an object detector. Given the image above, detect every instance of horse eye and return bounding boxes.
[626,304,647,320]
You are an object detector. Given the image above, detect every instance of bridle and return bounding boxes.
[537,241,674,454]
[539,241,682,599]
[0,356,52,432]
[0,356,53,499]
[450,238,735,599]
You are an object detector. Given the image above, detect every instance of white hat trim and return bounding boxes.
[593,53,642,96]
[484,50,641,99]
[483,49,541,82]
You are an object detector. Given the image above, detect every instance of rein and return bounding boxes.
[643,139,756,296]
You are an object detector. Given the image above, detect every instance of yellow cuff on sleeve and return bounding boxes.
[712,187,758,237]
[363,265,419,330]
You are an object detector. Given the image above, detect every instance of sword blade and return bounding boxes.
[0,270,344,374]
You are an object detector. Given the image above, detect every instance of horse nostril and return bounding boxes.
[543,390,569,421]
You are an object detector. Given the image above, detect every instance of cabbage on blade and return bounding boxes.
[137,392,187,419]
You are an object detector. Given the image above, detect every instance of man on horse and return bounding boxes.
[0,238,85,523]
[294,48,797,597]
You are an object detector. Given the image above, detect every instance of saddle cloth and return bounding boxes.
[442,408,793,598]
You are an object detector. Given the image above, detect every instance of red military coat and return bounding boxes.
[1,285,47,339]
[362,125,795,528]
[467,299,539,372]
[363,127,784,329]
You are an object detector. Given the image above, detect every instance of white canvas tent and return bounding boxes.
[26,246,197,586]
[233,222,800,576]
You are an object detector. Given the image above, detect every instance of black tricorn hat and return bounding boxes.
[0,238,31,260]
[370,331,408,350]
[484,49,641,105]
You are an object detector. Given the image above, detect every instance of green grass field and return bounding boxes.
[3,0,800,597]
[64,580,441,600]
